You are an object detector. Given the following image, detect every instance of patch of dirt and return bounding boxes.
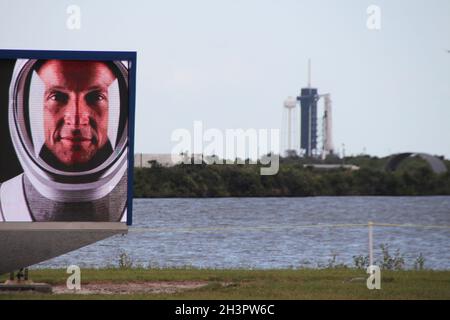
[53,281,215,295]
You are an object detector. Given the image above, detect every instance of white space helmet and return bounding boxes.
[9,59,129,202]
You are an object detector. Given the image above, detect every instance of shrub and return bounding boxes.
[378,244,405,270]
[118,251,133,269]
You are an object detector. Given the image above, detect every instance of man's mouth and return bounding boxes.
[56,135,96,146]
[60,136,90,142]
[53,128,99,147]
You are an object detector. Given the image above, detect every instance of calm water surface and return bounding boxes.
[38,197,450,269]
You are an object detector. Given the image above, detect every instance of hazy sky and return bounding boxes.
[1,0,449,158]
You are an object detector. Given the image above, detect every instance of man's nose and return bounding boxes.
[64,95,89,126]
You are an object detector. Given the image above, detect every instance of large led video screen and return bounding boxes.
[0,50,136,224]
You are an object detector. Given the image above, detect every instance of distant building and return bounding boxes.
[303,164,360,171]
[385,152,448,174]
[134,153,202,167]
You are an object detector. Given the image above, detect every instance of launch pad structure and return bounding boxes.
[283,59,334,159]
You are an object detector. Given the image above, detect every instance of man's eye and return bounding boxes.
[86,91,107,105]
[49,92,68,104]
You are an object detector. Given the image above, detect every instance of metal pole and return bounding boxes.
[342,143,345,165]
[322,97,326,160]
[308,58,311,88]
[368,221,374,266]
[288,108,292,150]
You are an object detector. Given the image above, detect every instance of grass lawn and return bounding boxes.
[0,268,449,300]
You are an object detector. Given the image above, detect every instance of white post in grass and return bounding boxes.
[368,221,374,266]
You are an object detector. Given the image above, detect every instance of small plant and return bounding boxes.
[352,254,369,269]
[378,244,405,270]
[327,253,337,268]
[118,251,133,269]
[326,253,347,269]
[352,246,427,270]
[414,253,426,270]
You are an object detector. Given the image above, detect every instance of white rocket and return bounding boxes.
[320,93,334,159]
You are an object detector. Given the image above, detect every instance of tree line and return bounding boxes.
[133,155,450,198]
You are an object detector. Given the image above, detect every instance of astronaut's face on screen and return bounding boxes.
[37,60,116,166]
[0,55,130,222]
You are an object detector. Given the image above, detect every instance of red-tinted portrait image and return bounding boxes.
[0,58,129,222]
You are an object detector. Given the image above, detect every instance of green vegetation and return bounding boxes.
[134,155,450,197]
[1,268,449,299]
[1,248,447,299]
